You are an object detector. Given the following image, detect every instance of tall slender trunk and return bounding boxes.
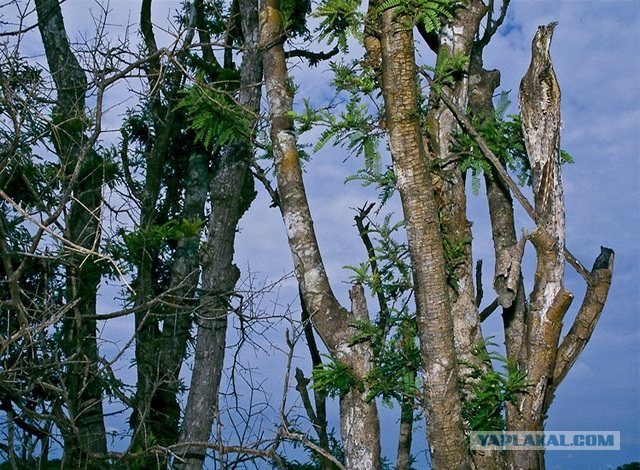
[464,46,519,470]
[129,118,172,454]
[175,1,261,468]
[130,0,190,455]
[424,1,489,369]
[260,1,381,468]
[62,146,106,465]
[175,152,256,469]
[468,42,531,439]
[422,10,506,466]
[375,7,470,469]
[34,0,107,461]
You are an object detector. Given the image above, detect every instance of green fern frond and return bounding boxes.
[378,0,459,32]
[177,84,250,150]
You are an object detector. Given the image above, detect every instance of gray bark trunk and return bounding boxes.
[468,43,530,434]
[130,0,197,455]
[395,395,414,470]
[137,151,209,449]
[465,47,516,470]
[130,0,176,452]
[174,1,262,467]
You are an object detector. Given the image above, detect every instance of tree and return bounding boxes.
[34,0,107,462]
[0,0,619,469]
[261,1,381,468]
[176,0,262,466]
[259,1,613,469]
[123,0,212,457]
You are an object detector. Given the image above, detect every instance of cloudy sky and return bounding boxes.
[9,0,640,468]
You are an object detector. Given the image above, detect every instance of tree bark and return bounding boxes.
[509,30,614,470]
[395,395,414,470]
[260,1,381,468]
[424,9,508,466]
[130,0,177,453]
[424,0,489,369]
[175,1,262,468]
[175,161,254,469]
[440,27,614,469]
[375,7,470,469]
[547,247,614,408]
[34,0,107,462]
[299,292,338,470]
[468,43,530,453]
[130,0,199,455]
[338,285,381,470]
[509,23,570,469]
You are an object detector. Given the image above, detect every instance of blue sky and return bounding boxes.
[9,0,640,468]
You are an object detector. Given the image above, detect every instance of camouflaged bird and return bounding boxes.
[519,22,562,223]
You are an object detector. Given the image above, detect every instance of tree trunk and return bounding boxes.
[508,24,569,469]
[129,0,188,456]
[260,2,381,468]
[395,395,414,470]
[338,285,382,470]
[34,0,107,461]
[175,1,261,467]
[375,7,470,469]
[175,155,256,469]
[424,0,489,369]
[468,41,530,432]
[423,10,506,467]
[299,292,339,470]
[129,126,172,456]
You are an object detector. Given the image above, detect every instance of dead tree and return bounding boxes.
[448,19,614,470]
[507,23,614,469]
